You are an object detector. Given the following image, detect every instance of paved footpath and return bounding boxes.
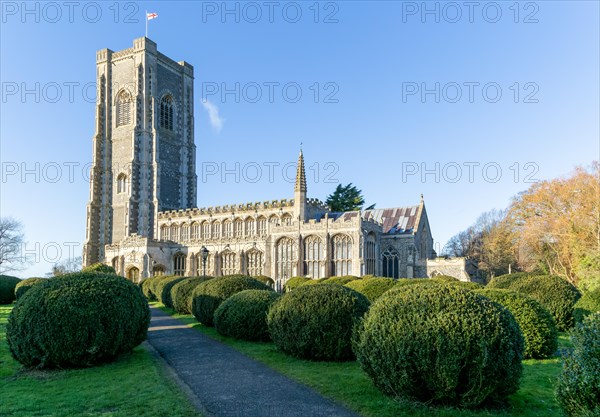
[145,307,361,417]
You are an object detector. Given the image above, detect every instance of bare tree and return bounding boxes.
[0,217,27,274]
[49,256,83,277]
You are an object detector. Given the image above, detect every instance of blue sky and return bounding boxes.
[1,1,598,278]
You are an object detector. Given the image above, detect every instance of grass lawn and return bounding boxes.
[153,302,567,417]
[0,305,200,417]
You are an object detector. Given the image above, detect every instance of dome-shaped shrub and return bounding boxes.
[214,290,281,341]
[81,262,116,274]
[283,276,310,292]
[488,272,535,289]
[345,277,397,302]
[7,272,150,368]
[556,313,600,417]
[157,276,189,308]
[252,275,275,287]
[171,277,212,314]
[14,277,45,300]
[148,275,175,301]
[488,274,581,330]
[573,288,600,323]
[354,284,523,408]
[0,275,21,304]
[431,275,459,282]
[267,284,370,361]
[476,289,558,359]
[191,276,271,326]
[322,276,359,286]
[140,277,158,301]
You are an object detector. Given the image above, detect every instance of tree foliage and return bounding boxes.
[325,183,374,212]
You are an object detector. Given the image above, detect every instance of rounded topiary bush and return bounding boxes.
[14,277,45,300]
[573,288,600,323]
[81,262,116,274]
[431,275,459,282]
[140,277,158,301]
[171,277,212,314]
[191,275,271,326]
[345,277,397,302]
[283,276,310,292]
[148,275,175,301]
[488,274,581,330]
[487,272,535,289]
[322,276,359,286]
[0,275,21,304]
[214,290,281,341]
[556,313,600,417]
[267,284,370,361]
[354,284,524,408]
[7,272,150,368]
[158,276,189,308]
[253,275,275,287]
[476,289,558,359]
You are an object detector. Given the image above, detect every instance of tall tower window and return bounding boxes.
[332,234,352,276]
[117,174,128,194]
[160,95,174,130]
[116,90,132,127]
[276,237,296,281]
[365,233,376,275]
[246,250,263,276]
[304,235,323,279]
[257,217,267,236]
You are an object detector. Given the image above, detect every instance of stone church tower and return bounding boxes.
[83,37,196,266]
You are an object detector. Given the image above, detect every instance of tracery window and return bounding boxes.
[223,220,233,238]
[220,251,237,275]
[332,234,352,276]
[257,217,267,236]
[170,224,180,242]
[246,250,264,276]
[202,221,211,239]
[212,221,221,239]
[153,265,165,277]
[173,253,186,276]
[234,219,244,238]
[365,233,376,275]
[281,213,293,226]
[181,224,190,241]
[160,225,169,240]
[268,215,279,231]
[160,95,173,130]
[116,90,132,127]
[191,222,200,240]
[195,253,212,276]
[304,236,323,279]
[382,247,400,279]
[276,237,296,280]
[245,218,256,236]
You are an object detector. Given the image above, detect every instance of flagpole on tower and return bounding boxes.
[145,10,148,37]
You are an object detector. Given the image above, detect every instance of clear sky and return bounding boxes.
[1,1,599,278]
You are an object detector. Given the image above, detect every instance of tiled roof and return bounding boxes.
[314,205,421,235]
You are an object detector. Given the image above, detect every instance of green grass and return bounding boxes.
[153,302,566,417]
[0,305,200,417]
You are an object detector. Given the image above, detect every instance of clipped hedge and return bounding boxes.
[253,275,275,287]
[345,277,397,302]
[476,289,558,359]
[171,277,212,314]
[487,272,535,289]
[394,278,437,288]
[191,275,271,326]
[322,276,359,286]
[431,275,459,282]
[354,284,523,408]
[267,284,370,361]
[158,276,189,308]
[556,313,600,417]
[0,275,21,304]
[214,290,281,341]
[82,263,116,274]
[7,272,150,368]
[140,277,158,301]
[148,275,176,301]
[283,277,310,292]
[573,288,600,323]
[14,278,45,300]
[488,274,581,330]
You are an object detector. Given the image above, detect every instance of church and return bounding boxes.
[82,37,441,290]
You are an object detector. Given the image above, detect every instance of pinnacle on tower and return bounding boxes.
[295,150,307,192]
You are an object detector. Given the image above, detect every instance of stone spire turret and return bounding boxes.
[294,149,307,222]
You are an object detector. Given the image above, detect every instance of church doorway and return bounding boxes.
[127,266,140,283]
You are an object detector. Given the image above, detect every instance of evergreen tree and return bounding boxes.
[325,183,374,212]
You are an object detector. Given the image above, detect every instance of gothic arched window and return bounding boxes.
[191,222,200,240]
[332,234,352,276]
[246,250,264,276]
[365,233,376,275]
[234,219,244,238]
[276,237,296,281]
[245,218,255,236]
[201,221,210,239]
[195,253,213,276]
[117,173,128,194]
[212,221,221,239]
[257,216,267,236]
[268,215,279,231]
[223,220,233,238]
[382,247,400,279]
[160,225,169,240]
[173,253,186,276]
[116,90,132,127]
[281,213,293,226]
[160,95,174,130]
[153,265,165,277]
[127,266,140,282]
[170,224,180,242]
[181,224,190,241]
[220,251,237,275]
[304,235,323,279]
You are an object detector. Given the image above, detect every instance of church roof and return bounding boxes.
[316,205,421,235]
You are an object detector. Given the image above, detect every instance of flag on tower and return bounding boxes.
[147,12,158,20]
